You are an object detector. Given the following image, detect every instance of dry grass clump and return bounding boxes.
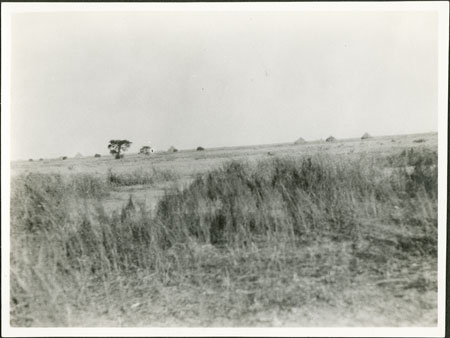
[155,154,435,250]
[10,149,437,326]
[107,168,178,186]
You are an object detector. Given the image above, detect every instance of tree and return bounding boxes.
[108,140,132,159]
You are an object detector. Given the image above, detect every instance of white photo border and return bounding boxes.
[1,2,448,337]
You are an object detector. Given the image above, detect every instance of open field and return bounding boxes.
[10,132,438,327]
[12,132,437,213]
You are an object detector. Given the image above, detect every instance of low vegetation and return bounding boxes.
[10,148,437,326]
[106,168,178,186]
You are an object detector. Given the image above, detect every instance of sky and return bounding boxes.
[10,10,438,160]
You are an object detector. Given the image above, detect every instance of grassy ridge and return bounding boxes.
[10,148,437,326]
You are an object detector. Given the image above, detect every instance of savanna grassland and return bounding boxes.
[10,133,439,327]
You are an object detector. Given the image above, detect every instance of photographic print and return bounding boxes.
[1,2,448,337]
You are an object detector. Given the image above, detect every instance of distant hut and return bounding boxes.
[139,146,155,155]
[141,141,156,155]
[326,136,337,143]
[361,132,372,140]
[294,137,307,145]
[196,146,205,151]
[168,146,178,153]
[74,152,83,158]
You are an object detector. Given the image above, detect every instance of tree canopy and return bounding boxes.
[108,140,132,159]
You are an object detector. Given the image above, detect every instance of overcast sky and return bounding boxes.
[10,10,438,160]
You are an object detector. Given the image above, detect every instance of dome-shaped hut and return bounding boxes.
[294,137,307,145]
[361,132,372,140]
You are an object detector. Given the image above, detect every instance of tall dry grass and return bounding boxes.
[107,168,178,186]
[10,148,437,326]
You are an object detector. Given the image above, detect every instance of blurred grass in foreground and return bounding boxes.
[10,148,437,326]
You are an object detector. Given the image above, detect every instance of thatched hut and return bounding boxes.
[168,146,178,153]
[294,137,307,145]
[74,152,83,158]
[361,132,372,140]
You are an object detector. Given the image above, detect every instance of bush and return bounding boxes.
[62,156,68,160]
[197,146,205,151]
[94,154,101,158]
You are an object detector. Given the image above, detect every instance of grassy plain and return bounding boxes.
[10,132,438,326]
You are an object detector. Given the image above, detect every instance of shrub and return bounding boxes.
[197,147,205,151]
[94,154,101,158]
[62,156,68,160]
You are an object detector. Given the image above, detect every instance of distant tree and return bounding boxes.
[108,140,132,159]
[94,153,101,158]
[28,159,33,162]
[62,156,68,160]
[139,146,151,155]
[39,158,43,161]
[196,146,205,151]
